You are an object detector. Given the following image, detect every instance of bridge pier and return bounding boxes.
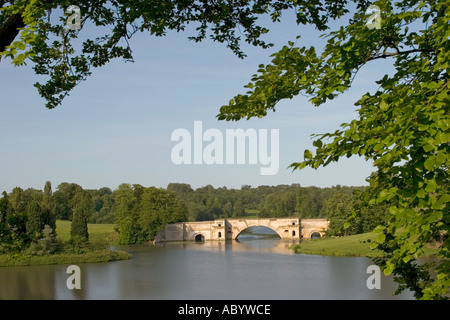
[154,218,329,243]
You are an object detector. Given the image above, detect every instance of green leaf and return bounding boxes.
[376,233,386,244]
[304,149,313,160]
[425,179,437,192]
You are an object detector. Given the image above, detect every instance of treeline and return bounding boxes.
[0,181,91,255]
[1,181,389,251]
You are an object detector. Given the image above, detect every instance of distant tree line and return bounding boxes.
[1,182,389,250]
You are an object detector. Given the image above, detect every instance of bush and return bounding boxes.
[25,225,57,256]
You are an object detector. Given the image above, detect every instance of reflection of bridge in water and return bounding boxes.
[155,218,329,243]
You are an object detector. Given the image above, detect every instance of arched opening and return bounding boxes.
[236,226,281,242]
[310,232,321,239]
[195,234,205,242]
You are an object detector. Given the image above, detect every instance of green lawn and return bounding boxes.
[55,220,118,244]
[290,232,439,258]
[291,233,381,257]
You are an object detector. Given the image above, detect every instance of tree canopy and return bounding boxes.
[218,0,449,299]
[0,0,357,108]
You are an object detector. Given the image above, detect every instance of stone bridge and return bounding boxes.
[154,218,329,242]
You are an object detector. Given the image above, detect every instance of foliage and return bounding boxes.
[26,225,57,256]
[25,198,44,238]
[41,181,56,232]
[70,189,92,243]
[112,184,187,244]
[139,187,188,240]
[218,0,449,299]
[0,0,355,109]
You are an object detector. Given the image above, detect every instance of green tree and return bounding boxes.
[323,190,356,236]
[233,198,245,217]
[70,190,92,243]
[0,191,11,252]
[8,187,26,215]
[41,181,56,233]
[218,0,449,299]
[223,201,233,218]
[0,0,329,108]
[54,182,82,220]
[25,198,44,238]
[139,187,187,241]
[112,183,142,244]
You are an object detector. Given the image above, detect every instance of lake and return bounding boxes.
[0,226,414,300]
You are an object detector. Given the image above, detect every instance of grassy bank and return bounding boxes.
[290,232,439,258]
[0,220,130,267]
[291,233,382,257]
[0,249,131,267]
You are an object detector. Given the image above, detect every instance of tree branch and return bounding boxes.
[366,48,434,62]
[0,13,25,57]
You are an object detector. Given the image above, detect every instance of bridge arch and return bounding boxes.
[235,225,282,240]
[309,231,324,239]
[194,234,205,242]
[228,218,300,240]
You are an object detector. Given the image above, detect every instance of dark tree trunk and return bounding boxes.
[0,13,25,57]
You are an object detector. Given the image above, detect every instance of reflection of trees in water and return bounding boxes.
[0,265,56,299]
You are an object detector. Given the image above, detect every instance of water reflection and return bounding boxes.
[0,227,416,300]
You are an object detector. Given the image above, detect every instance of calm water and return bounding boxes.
[0,227,414,300]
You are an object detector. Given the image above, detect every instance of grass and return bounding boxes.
[242,209,259,219]
[291,233,382,257]
[0,249,131,267]
[290,232,439,258]
[55,220,119,244]
[0,220,129,267]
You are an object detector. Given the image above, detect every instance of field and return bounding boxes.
[55,220,118,244]
[291,233,381,257]
[291,232,439,258]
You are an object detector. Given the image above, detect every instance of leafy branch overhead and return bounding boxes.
[0,0,352,109]
[218,0,449,300]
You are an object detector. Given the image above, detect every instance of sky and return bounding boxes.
[0,7,395,193]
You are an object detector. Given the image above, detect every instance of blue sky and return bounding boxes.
[0,8,394,192]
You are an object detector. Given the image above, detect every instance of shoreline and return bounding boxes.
[0,248,131,267]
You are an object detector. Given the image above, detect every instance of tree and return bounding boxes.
[218,0,449,299]
[41,181,56,233]
[139,187,187,241]
[0,191,11,252]
[53,182,82,220]
[223,201,233,218]
[233,198,245,217]
[0,0,354,109]
[25,198,44,238]
[8,187,26,215]
[70,189,92,243]
[323,190,356,236]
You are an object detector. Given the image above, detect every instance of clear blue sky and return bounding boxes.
[0,9,394,192]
